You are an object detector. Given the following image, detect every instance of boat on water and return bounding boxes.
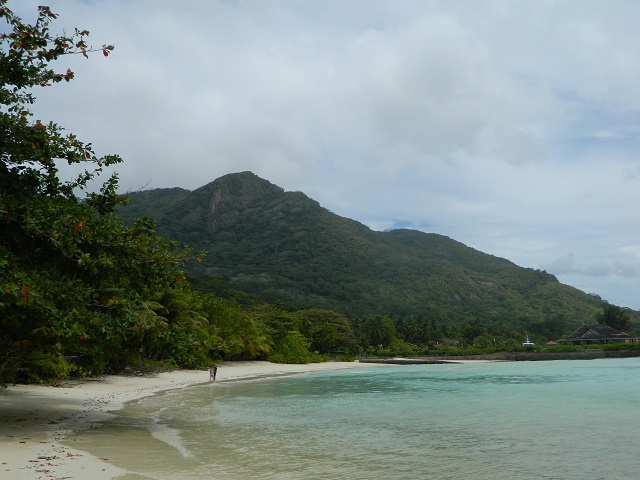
[523,333,535,348]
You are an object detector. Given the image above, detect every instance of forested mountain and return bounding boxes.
[117,172,631,331]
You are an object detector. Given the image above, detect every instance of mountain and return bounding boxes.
[117,171,621,328]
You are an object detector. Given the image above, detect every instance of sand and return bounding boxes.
[0,361,372,480]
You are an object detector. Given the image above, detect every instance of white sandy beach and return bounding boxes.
[0,361,374,480]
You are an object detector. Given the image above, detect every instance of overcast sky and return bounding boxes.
[11,0,640,310]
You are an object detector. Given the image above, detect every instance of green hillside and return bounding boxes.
[117,171,628,331]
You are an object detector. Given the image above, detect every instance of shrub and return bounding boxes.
[21,354,77,383]
[269,330,328,364]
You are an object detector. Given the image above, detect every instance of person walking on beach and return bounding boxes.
[209,364,218,383]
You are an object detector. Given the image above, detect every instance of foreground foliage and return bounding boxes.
[0,2,209,382]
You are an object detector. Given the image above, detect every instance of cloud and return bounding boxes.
[542,253,638,278]
[543,254,576,276]
[31,0,559,188]
[620,245,640,260]
[10,0,640,309]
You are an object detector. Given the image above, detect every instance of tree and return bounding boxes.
[472,334,496,349]
[595,304,630,332]
[295,309,353,354]
[363,315,396,347]
[269,330,322,364]
[200,295,271,360]
[458,318,487,346]
[530,313,569,340]
[0,2,203,382]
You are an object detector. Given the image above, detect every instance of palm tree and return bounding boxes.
[364,315,395,347]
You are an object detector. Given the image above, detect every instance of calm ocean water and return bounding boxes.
[67,358,640,479]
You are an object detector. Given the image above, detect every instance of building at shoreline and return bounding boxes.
[558,324,639,345]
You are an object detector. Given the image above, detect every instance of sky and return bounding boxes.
[9,0,640,310]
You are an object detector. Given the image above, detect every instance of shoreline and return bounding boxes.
[0,361,377,480]
[3,352,615,479]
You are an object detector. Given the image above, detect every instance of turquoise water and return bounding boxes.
[68,359,640,479]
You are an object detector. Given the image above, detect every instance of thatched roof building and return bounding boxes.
[558,324,638,344]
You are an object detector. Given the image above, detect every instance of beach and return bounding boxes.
[0,361,369,480]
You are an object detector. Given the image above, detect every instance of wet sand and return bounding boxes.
[0,361,373,480]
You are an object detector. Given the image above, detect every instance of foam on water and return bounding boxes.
[66,358,640,479]
[148,411,193,459]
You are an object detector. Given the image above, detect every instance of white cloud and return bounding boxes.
[10,0,640,309]
[544,253,638,279]
[620,245,640,260]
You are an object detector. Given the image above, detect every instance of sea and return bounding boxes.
[65,358,640,479]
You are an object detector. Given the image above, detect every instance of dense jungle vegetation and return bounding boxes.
[1,2,638,384]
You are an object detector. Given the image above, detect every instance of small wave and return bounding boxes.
[148,415,193,458]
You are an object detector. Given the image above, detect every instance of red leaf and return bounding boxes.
[103,49,109,57]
